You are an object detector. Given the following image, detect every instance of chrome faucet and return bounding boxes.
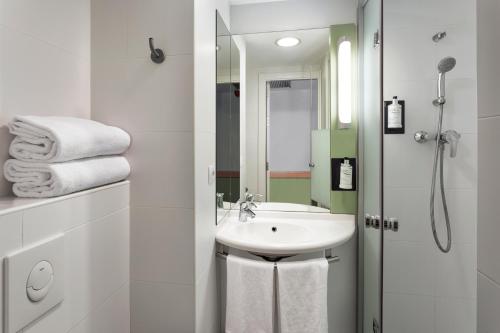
[239,202,256,222]
[244,190,262,206]
[216,192,224,209]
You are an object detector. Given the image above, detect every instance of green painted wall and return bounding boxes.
[269,178,311,205]
[330,24,358,214]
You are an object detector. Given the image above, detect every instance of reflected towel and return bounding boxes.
[9,116,130,162]
[226,255,274,333]
[277,258,329,333]
[4,156,130,198]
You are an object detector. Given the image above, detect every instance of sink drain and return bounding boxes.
[271,226,277,232]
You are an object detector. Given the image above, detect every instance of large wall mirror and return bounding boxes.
[216,12,358,218]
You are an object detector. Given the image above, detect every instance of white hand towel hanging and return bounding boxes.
[277,258,329,333]
[226,255,274,333]
[8,116,130,162]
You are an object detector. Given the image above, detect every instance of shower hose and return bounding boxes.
[430,104,452,253]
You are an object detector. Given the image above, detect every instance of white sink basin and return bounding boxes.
[216,210,355,255]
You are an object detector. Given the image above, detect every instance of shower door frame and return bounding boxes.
[359,0,384,331]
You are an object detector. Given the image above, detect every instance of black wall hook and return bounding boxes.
[149,37,165,64]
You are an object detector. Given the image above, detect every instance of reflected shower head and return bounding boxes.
[437,57,456,103]
[438,57,456,73]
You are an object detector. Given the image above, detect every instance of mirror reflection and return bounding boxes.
[216,15,358,216]
[216,12,240,219]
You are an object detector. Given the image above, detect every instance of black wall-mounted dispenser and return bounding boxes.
[384,96,405,134]
[331,157,357,191]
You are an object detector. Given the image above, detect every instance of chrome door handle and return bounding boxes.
[309,163,315,168]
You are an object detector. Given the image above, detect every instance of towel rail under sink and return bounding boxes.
[215,250,340,265]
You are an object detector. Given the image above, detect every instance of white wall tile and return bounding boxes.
[477,0,500,118]
[90,0,127,62]
[131,206,194,284]
[434,243,476,299]
[383,293,435,333]
[478,117,500,283]
[91,0,197,331]
[435,297,475,333]
[0,0,90,59]
[384,187,429,242]
[384,241,436,296]
[0,212,23,331]
[478,272,500,333]
[383,133,433,188]
[0,27,90,121]
[441,78,477,134]
[22,184,129,244]
[68,284,130,333]
[127,130,194,208]
[127,0,194,58]
[92,56,194,133]
[0,211,22,256]
[384,26,436,83]
[131,281,195,333]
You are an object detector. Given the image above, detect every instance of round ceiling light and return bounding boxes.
[275,37,301,48]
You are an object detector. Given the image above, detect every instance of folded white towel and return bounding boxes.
[3,156,130,198]
[8,116,131,162]
[226,255,274,333]
[277,258,329,333]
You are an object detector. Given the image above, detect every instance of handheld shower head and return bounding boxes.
[437,57,456,103]
[438,57,456,73]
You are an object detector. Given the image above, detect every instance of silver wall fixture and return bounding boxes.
[373,30,381,48]
[432,31,447,43]
[149,37,165,64]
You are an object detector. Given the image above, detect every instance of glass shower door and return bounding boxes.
[361,0,383,332]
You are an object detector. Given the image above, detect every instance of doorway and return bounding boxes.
[265,78,322,205]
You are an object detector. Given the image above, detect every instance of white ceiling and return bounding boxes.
[229,0,287,6]
[241,28,330,68]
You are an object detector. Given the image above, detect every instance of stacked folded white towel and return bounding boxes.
[3,116,131,198]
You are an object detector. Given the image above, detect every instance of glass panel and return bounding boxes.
[361,0,382,331]
[216,12,234,222]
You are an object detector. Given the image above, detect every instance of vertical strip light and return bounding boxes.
[337,38,352,127]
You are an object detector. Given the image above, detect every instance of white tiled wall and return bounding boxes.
[91,0,196,330]
[0,0,91,196]
[383,0,477,332]
[92,0,230,331]
[0,182,130,333]
[477,0,500,331]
